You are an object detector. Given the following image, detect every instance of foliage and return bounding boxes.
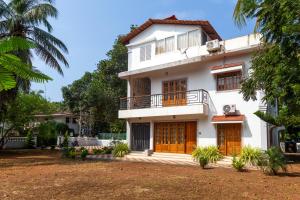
[67,147,76,159]
[232,156,245,172]
[80,147,89,160]
[240,146,262,165]
[25,131,35,149]
[199,156,209,169]
[37,121,58,147]
[62,37,128,135]
[93,148,104,155]
[112,142,129,157]
[0,37,51,91]
[103,146,114,154]
[233,0,300,134]
[257,147,287,175]
[62,132,69,148]
[192,146,222,168]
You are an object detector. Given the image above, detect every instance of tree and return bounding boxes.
[0,37,51,91]
[0,91,59,148]
[62,37,128,135]
[233,0,300,136]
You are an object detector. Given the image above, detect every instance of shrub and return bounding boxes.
[232,156,245,172]
[62,132,69,148]
[257,147,287,175]
[192,146,222,168]
[25,131,35,149]
[80,147,88,160]
[112,143,130,157]
[103,146,114,154]
[68,147,76,159]
[37,121,58,147]
[93,149,104,155]
[240,146,262,165]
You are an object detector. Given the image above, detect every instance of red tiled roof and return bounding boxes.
[210,62,244,71]
[121,15,222,44]
[212,115,245,122]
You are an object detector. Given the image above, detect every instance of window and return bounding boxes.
[201,31,208,45]
[155,36,175,55]
[72,118,77,124]
[140,44,151,62]
[177,29,201,50]
[162,79,187,106]
[216,71,242,91]
[66,117,70,123]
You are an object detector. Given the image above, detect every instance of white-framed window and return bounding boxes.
[155,36,175,55]
[177,29,201,50]
[140,44,151,62]
[201,31,208,45]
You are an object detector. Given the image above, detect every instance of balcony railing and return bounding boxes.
[120,89,209,110]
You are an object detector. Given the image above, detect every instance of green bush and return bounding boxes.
[62,132,69,148]
[240,146,262,165]
[192,146,222,168]
[37,121,58,147]
[103,146,114,154]
[232,156,245,172]
[93,149,104,155]
[25,131,35,149]
[112,143,130,157]
[257,147,287,175]
[80,147,88,160]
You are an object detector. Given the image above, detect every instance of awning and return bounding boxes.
[210,62,244,74]
[211,115,245,124]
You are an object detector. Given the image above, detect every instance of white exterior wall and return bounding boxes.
[122,23,267,151]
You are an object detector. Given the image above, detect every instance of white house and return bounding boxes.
[118,15,268,156]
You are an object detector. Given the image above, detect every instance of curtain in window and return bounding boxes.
[177,33,188,50]
[165,36,174,52]
[188,30,200,47]
[156,39,165,54]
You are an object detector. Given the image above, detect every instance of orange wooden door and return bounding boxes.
[185,122,197,154]
[162,79,187,106]
[217,124,241,156]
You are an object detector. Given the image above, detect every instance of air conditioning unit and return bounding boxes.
[223,104,237,115]
[206,39,221,52]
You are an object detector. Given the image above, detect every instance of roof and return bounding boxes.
[210,62,244,71]
[121,15,222,44]
[211,115,245,123]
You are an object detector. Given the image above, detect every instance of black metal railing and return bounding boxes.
[120,89,209,110]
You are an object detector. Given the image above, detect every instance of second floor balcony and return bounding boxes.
[119,89,209,119]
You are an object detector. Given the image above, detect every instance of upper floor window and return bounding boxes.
[216,71,242,91]
[155,36,175,55]
[201,31,208,45]
[140,44,151,62]
[177,29,200,50]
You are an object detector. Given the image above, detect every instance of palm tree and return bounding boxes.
[0,0,69,80]
[0,37,51,91]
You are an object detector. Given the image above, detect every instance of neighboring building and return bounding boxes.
[34,112,79,136]
[118,15,267,155]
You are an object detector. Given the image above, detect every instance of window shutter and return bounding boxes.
[156,39,165,55]
[140,46,145,62]
[146,44,151,60]
[177,33,188,50]
[188,30,200,47]
[165,36,174,52]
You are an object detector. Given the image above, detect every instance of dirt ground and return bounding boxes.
[0,150,299,200]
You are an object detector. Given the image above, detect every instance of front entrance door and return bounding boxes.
[154,122,196,154]
[217,124,241,156]
[131,123,150,151]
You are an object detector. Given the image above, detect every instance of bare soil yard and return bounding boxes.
[0,150,299,200]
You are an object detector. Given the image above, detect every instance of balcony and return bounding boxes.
[119,89,209,119]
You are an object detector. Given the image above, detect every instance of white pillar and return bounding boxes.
[149,121,154,150]
[126,120,131,148]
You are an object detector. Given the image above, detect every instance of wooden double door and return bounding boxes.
[154,122,196,154]
[217,124,241,156]
[162,79,187,106]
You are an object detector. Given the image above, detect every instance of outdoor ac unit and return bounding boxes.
[206,39,221,52]
[223,104,237,115]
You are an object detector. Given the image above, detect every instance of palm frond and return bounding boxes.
[0,37,35,53]
[0,67,16,91]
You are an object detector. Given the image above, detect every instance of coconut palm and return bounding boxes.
[0,0,69,77]
[0,37,51,91]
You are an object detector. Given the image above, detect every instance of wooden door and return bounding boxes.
[217,124,241,156]
[131,123,150,151]
[154,122,196,154]
[162,79,187,106]
[185,122,197,154]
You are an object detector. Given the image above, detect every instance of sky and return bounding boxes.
[31,0,255,102]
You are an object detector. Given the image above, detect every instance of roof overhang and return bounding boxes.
[119,45,258,79]
[210,62,244,74]
[211,115,245,124]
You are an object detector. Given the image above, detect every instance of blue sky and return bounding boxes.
[31,0,255,102]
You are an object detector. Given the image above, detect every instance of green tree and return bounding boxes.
[0,37,51,91]
[233,0,300,135]
[62,37,128,134]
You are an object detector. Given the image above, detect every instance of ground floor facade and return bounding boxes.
[126,115,267,156]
